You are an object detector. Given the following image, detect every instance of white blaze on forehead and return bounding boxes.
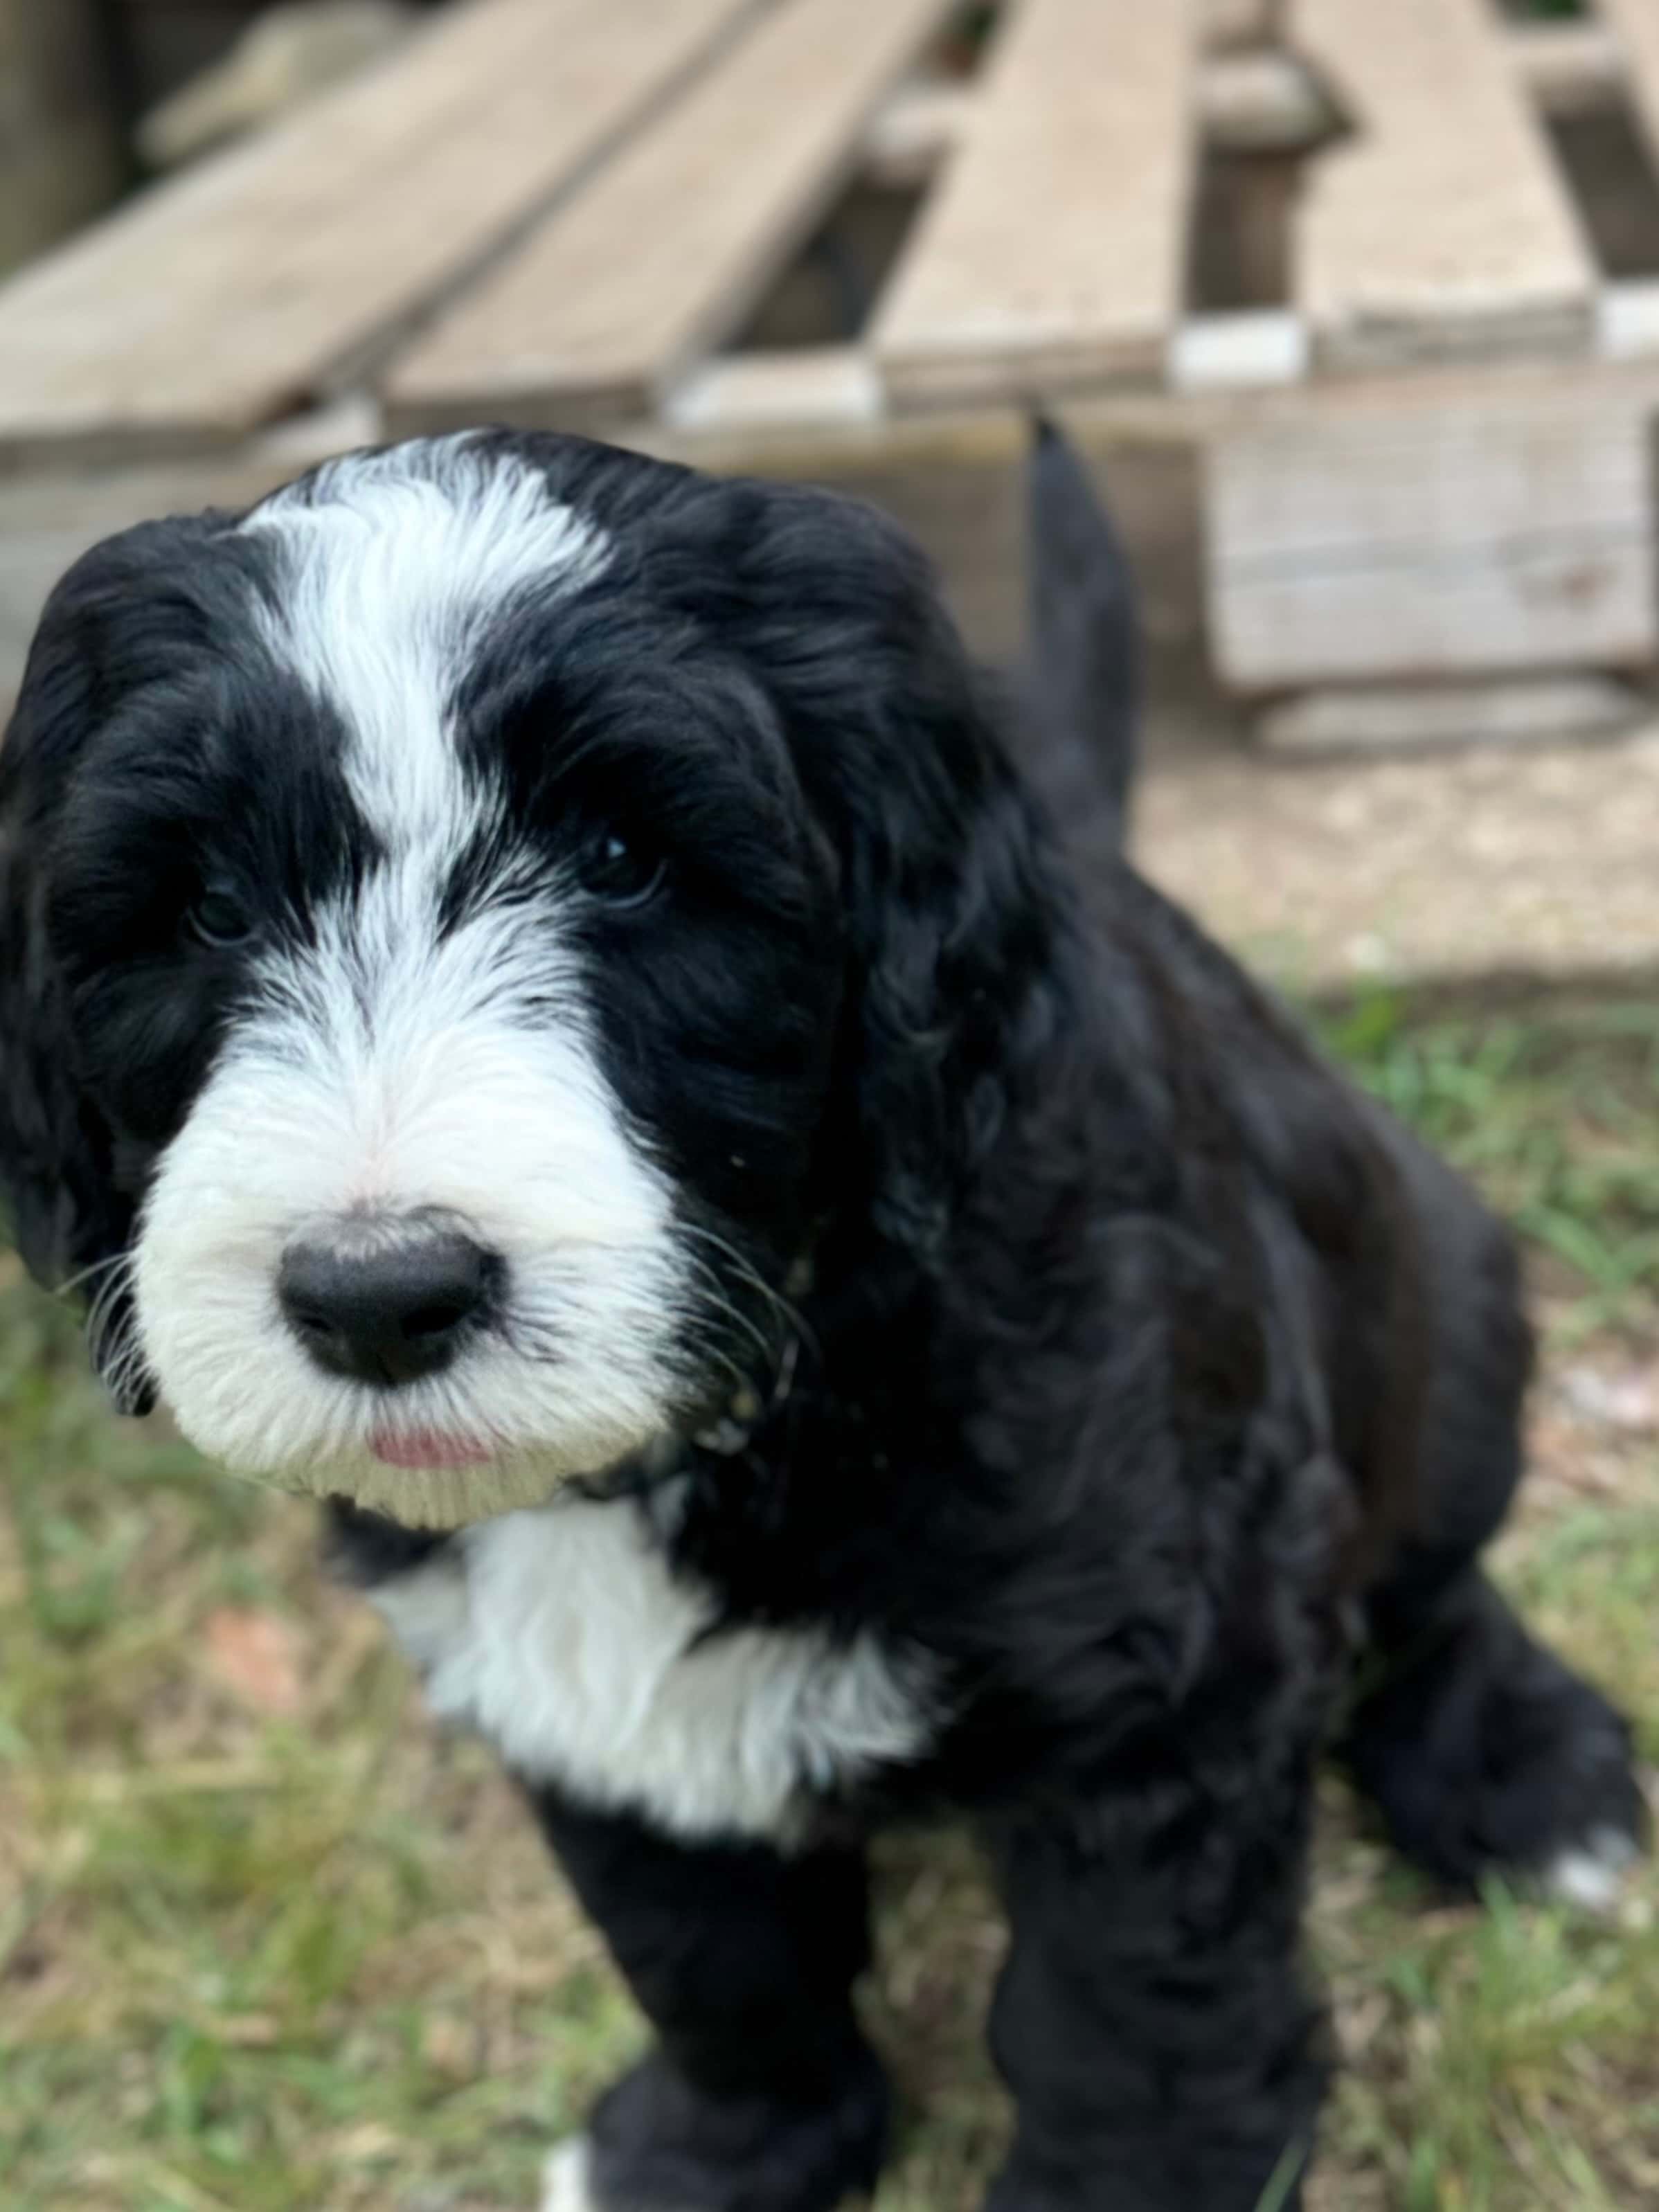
[242,433,609,843]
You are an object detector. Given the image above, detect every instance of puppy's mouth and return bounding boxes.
[369,1425,494,1471]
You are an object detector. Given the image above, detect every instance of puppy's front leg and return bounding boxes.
[529,1788,890,2212]
[982,1761,1327,2212]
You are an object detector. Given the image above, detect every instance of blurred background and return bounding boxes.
[1,4,1658,2209]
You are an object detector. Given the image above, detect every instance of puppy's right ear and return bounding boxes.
[0,818,134,1301]
[0,761,148,1408]
[0,518,225,1407]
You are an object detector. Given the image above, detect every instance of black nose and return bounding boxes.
[278,1225,499,1387]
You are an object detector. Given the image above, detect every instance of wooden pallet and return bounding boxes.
[4,0,1659,728]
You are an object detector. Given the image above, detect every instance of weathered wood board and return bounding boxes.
[1257,676,1644,756]
[0,0,750,462]
[663,348,884,433]
[1291,0,1597,370]
[386,0,954,435]
[874,0,1201,406]
[4,0,1659,728]
[1508,20,1624,119]
[1206,380,1659,688]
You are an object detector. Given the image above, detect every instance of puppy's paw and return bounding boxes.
[1447,1665,1647,1900]
[1347,1588,1649,1896]
[1542,1820,1646,1914]
[541,2139,600,2212]
[555,2045,889,2212]
[541,2137,704,2212]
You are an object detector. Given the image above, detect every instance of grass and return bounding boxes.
[1,991,1658,2211]
[1325,993,1659,1336]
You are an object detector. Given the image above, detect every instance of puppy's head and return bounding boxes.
[0,432,1055,1526]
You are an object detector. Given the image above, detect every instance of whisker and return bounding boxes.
[84,1262,136,1366]
[677,1221,820,1361]
[53,1251,130,1302]
[681,1261,780,1369]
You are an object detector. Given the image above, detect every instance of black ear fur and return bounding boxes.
[0,763,151,1410]
[707,481,1080,1261]
[0,517,226,1411]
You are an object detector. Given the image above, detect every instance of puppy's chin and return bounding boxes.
[192,1435,644,1531]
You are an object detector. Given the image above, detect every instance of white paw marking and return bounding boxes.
[541,2139,600,2212]
[540,2136,708,2212]
[1542,1823,1642,1912]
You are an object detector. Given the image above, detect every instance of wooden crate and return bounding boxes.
[3,0,1659,740]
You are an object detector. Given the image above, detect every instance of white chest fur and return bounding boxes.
[370,1495,932,1842]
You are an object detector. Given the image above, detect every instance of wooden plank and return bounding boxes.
[867,48,1334,188]
[863,80,976,188]
[873,0,1200,409]
[663,348,882,433]
[1201,50,1337,152]
[1602,280,1659,362]
[888,28,1633,175]
[1172,312,1308,391]
[1206,384,1658,690]
[0,0,749,462]
[1200,27,1624,151]
[0,411,1183,716]
[1291,0,1596,372]
[1257,676,1644,757]
[385,0,952,436]
[1200,24,1625,148]
[1509,21,1623,120]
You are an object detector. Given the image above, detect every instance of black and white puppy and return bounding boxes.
[0,426,1646,2212]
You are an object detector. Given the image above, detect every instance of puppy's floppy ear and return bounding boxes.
[0,826,149,1407]
[0,523,218,1410]
[715,480,1076,1259]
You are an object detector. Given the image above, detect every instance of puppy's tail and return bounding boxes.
[1021,414,1139,847]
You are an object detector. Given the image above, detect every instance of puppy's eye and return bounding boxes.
[579,827,665,910]
[188,886,253,949]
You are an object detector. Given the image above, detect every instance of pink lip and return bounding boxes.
[370,1428,492,1471]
